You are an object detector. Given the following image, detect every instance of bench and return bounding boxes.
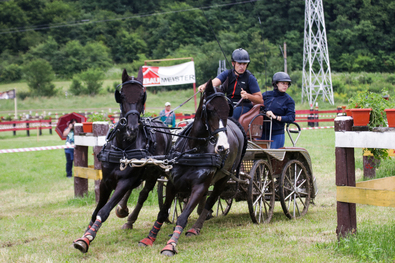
[238,104,273,149]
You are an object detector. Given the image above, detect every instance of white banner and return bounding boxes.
[143,61,195,87]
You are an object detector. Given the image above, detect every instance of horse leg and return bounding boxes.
[138,180,177,247]
[73,178,135,253]
[115,189,132,218]
[161,182,210,256]
[122,173,158,229]
[73,179,113,253]
[186,176,229,237]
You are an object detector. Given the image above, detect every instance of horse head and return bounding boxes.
[114,67,146,143]
[197,79,232,155]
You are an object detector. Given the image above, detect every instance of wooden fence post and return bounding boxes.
[335,116,357,238]
[363,155,379,179]
[74,123,88,197]
[92,122,109,203]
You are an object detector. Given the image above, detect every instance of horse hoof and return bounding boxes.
[121,222,133,230]
[73,240,88,253]
[138,242,148,247]
[161,250,175,257]
[138,237,154,247]
[160,243,177,256]
[115,205,129,218]
[185,228,199,237]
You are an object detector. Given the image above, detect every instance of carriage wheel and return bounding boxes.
[279,160,311,219]
[196,192,232,219]
[157,180,188,224]
[247,160,275,224]
[214,196,232,216]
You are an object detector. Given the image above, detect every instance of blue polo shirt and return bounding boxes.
[217,69,261,95]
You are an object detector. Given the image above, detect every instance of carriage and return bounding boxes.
[73,73,317,255]
[157,103,318,224]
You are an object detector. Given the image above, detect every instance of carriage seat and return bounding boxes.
[238,104,272,149]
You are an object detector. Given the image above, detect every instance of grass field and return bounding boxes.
[1,126,395,262]
[0,78,340,119]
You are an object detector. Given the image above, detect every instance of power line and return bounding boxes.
[0,0,259,35]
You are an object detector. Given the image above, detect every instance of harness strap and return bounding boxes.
[168,151,223,169]
[98,148,149,164]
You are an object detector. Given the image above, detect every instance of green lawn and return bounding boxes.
[1,126,395,262]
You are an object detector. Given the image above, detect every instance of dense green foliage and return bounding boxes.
[23,58,56,96]
[1,0,395,85]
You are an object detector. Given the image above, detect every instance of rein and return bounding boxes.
[147,91,228,143]
[152,90,200,123]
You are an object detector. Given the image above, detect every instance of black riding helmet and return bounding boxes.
[231,48,250,64]
[272,72,292,88]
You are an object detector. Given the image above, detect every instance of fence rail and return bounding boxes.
[0,109,344,136]
[0,119,53,136]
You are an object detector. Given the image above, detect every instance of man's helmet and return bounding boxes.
[272,72,292,87]
[231,48,250,63]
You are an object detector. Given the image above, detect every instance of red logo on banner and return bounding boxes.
[143,67,160,85]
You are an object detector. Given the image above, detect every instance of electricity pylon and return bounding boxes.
[302,0,334,105]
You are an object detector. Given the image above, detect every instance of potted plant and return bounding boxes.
[385,108,395,127]
[348,90,393,166]
[348,90,390,128]
[384,98,395,127]
[83,113,110,133]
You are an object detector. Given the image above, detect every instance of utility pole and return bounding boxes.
[302,0,334,105]
[283,42,287,74]
[217,60,227,75]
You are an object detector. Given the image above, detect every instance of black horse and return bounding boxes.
[73,68,172,253]
[139,79,247,256]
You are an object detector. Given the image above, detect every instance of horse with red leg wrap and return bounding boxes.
[73,68,172,253]
[139,80,247,256]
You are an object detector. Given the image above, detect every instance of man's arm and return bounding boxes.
[198,78,222,92]
[241,90,263,104]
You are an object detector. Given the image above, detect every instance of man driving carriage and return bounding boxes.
[198,48,263,120]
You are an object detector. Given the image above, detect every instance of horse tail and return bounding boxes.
[228,117,248,178]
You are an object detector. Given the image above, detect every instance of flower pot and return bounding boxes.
[351,108,371,126]
[82,122,93,133]
[385,109,395,127]
[345,109,352,116]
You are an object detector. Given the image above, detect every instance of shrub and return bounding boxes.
[23,59,56,96]
[1,64,22,82]
[17,91,30,100]
[69,68,104,96]
[69,78,84,96]
[87,112,110,122]
[386,74,395,85]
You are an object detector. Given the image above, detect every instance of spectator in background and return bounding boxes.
[159,102,176,127]
[262,72,295,149]
[63,118,77,177]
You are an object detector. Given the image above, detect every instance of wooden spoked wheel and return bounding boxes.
[279,160,311,219]
[247,160,275,224]
[214,196,232,216]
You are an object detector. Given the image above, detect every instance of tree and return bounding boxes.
[69,68,104,96]
[23,59,56,96]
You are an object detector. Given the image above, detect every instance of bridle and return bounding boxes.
[115,78,146,126]
[200,90,230,142]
